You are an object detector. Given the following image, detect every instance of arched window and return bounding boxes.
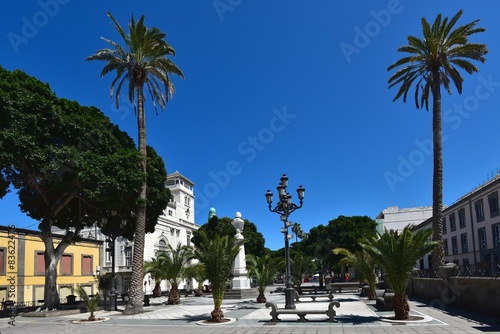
[156,239,168,254]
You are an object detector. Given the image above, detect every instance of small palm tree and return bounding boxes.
[87,12,184,315]
[143,253,168,297]
[333,247,378,299]
[194,231,243,322]
[360,226,439,320]
[163,243,193,305]
[246,254,278,303]
[184,263,206,297]
[291,253,314,293]
[388,10,487,270]
[77,286,100,321]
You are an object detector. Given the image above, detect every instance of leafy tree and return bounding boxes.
[246,254,279,303]
[0,66,160,310]
[360,226,439,320]
[87,12,184,315]
[300,216,377,272]
[192,215,266,258]
[144,254,168,297]
[333,247,378,299]
[193,231,243,323]
[387,10,487,269]
[163,243,193,305]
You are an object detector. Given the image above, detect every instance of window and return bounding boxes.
[123,276,131,293]
[463,258,469,266]
[451,236,458,255]
[458,208,466,229]
[124,246,133,266]
[488,191,499,217]
[186,233,191,247]
[0,248,5,275]
[478,227,487,249]
[185,196,190,207]
[82,255,93,276]
[461,233,468,253]
[449,213,456,232]
[60,254,73,275]
[105,240,112,263]
[475,199,485,222]
[35,251,45,275]
[443,216,447,235]
[168,210,173,216]
[156,239,168,254]
[443,239,449,256]
[493,224,500,247]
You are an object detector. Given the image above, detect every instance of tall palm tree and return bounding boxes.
[163,243,193,305]
[333,247,378,300]
[292,222,302,243]
[246,254,279,303]
[360,226,439,320]
[387,10,487,270]
[143,253,168,297]
[87,12,184,314]
[193,231,243,323]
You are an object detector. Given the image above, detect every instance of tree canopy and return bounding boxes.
[297,215,377,272]
[0,66,169,308]
[191,215,266,257]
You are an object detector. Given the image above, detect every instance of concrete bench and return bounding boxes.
[294,289,334,302]
[265,300,340,322]
[375,289,394,311]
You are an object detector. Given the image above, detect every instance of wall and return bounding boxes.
[409,276,500,318]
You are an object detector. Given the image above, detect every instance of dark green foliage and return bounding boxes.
[192,216,266,257]
[0,66,169,308]
[300,215,377,272]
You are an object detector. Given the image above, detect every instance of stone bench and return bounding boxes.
[294,289,334,302]
[375,289,394,311]
[265,300,340,322]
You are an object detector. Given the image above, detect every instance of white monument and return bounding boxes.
[230,212,251,289]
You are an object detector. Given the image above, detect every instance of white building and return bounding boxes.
[375,205,433,233]
[78,171,199,295]
[415,171,500,274]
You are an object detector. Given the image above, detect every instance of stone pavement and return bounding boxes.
[1,287,499,334]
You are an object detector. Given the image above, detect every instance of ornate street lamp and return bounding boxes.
[100,211,127,311]
[265,174,305,309]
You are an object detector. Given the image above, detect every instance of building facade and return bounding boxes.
[415,172,500,274]
[0,225,101,306]
[80,171,200,295]
[375,205,433,233]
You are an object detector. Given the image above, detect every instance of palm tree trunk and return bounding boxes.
[124,86,147,315]
[431,69,445,271]
[168,285,180,305]
[393,293,409,320]
[211,306,224,322]
[152,282,162,297]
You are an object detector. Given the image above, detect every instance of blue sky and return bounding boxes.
[1,1,499,250]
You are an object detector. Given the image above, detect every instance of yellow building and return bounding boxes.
[0,225,101,306]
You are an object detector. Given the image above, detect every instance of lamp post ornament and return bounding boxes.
[265,174,305,310]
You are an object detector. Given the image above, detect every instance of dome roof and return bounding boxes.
[208,206,217,219]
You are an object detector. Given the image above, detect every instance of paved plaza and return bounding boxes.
[1,287,499,334]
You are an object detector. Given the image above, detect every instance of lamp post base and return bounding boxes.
[284,286,296,310]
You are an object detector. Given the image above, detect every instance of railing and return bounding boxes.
[414,262,500,278]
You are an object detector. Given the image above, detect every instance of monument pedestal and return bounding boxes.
[227,212,256,299]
